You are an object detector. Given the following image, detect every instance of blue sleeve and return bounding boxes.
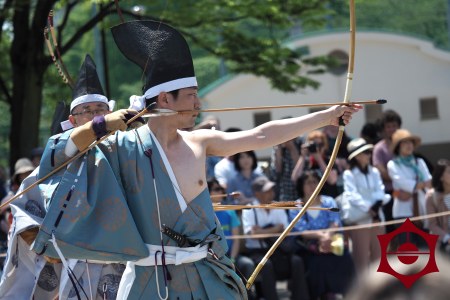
[289,209,309,232]
[229,211,241,229]
[225,178,239,204]
[33,131,149,262]
[38,130,74,179]
[324,197,342,226]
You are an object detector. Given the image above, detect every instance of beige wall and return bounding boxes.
[200,31,450,161]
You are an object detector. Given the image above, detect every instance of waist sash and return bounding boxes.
[117,243,208,299]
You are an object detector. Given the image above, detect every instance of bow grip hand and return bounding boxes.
[330,104,362,126]
[124,112,145,129]
[104,109,138,132]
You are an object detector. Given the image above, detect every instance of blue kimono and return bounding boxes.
[33,125,246,299]
[0,168,63,300]
[0,166,125,300]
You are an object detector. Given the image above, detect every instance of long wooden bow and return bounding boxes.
[246,0,356,288]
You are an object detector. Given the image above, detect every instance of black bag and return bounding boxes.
[262,224,297,254]
[252,212,294,280]
[271,250,292,280]
[295,237,321,256]
[258,225,294,280]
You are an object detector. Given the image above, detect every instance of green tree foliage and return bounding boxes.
[0,0,449,172]
[0,0,118,171]
[328,0,450,48]
[0,0,334,170]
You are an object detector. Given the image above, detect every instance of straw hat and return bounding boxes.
[12,158,35,183]
[347,138,374,161]
[390,129,421,153]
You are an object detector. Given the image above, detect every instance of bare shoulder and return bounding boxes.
[180,128,260,157]
[180,128,226,148]
[179,129,220,145]
[177,129,217,155]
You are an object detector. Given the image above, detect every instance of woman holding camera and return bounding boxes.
[291,130,339,197]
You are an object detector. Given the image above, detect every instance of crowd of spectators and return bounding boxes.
[204,109,449,299]
[1,108,449,299]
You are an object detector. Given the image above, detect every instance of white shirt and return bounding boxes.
[242,199,289,249]
[214,157,263,187]
[387,157,432,220]
[343,166,391,223]
[214,158,237,187]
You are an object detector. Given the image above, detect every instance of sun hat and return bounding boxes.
[12,158,35,183]
[390,129,421,153]
[347,138,374,161]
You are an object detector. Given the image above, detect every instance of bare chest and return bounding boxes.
[164,144,207,203]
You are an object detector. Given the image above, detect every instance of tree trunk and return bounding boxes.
[9,66,44,168]
[9,0,48,173]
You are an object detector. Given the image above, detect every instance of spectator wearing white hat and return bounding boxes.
[1,157,35,206]
[342,138,390,274]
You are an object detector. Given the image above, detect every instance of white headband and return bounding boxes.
[129,77,198,111]
[61,99,116,131]
[70,94,109,112]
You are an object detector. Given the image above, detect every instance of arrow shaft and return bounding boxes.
[178,99,383,114]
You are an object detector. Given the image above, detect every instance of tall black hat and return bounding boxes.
[111,20,197,102]
[70,54,109,112]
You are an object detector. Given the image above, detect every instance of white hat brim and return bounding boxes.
[348,144,374,161]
